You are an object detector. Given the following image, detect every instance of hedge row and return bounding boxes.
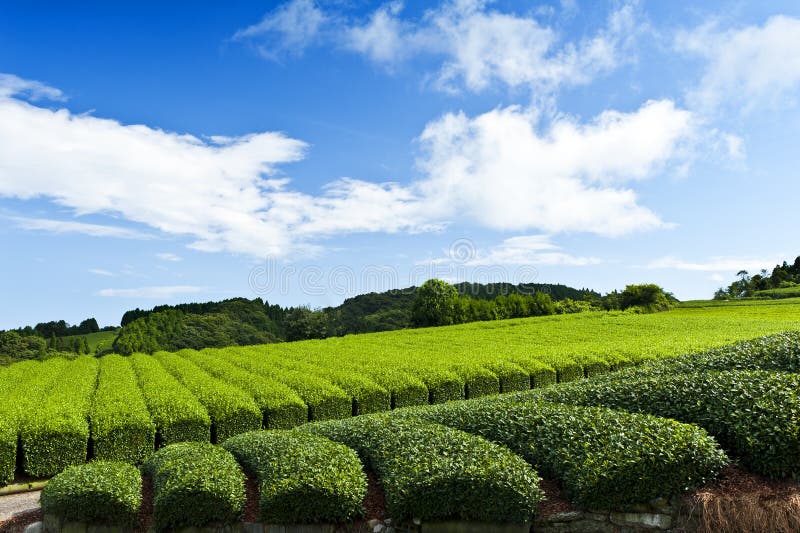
[143,442,246,531]
[153,351,261,443]
[41,461,142,527]
[221,349,352,421]
[0,359,68,484]
[454,363,500,399]
[348,365,429,408]
[533,369,800,478]
[303,414,543,523]
[397,398,728,509]
[479,361,531,393]
[605,331,800,381]
[267,356,392,415]
[223,431,366,523]
[90,355,156,463]
[129,354,211,445]
[180,350,308,429]
[21,356,99,477]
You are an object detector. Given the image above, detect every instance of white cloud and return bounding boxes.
[677,15,800,112]
[156,252,182,262]
[88,268,114,277]
[233,0,327,60]
[647,256,782,273]
[11,217,152,239]
[343,0,638,96]
[97,286,206,298]
[1,75,694,258]
[415,100,693,235]
[0,73,65,101]
[429,235,601,267]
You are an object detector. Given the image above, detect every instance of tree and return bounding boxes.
[411,279,458,327]
[619,284,673,313]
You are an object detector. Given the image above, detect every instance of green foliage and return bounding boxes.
[21,356,98,477]
[143,442,246,531]
[41,461,141,527]
[412,279,459,327]
[535,369,800,478]
[90,355,156,463]
[222,431,366,524]
[714,256,800,299]
[220,347,353,421]
[153,351,261,442]
[400,398,727,509]
[304,415,543,523]
[180,350,308,429]
[0,418,15,485]
[619,284,672,312]
[129,354,211,445]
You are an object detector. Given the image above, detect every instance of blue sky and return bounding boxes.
[1,0,800,329]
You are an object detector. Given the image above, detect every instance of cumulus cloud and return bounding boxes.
[344,0,639,95]
[97,286,206,298]
[677,15,800,112]
[1,74,695,257]
[232,0,327,60]
[416,100,693,236]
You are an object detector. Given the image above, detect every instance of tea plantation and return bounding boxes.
[5,300,800,529]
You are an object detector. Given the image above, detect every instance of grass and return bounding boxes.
[60,330,119,353]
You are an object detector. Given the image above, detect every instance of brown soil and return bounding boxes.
[244,476,259,523]
[537,478,575,517]
[134,475,153,533]
[363,469,387,521]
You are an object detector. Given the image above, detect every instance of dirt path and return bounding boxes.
[0,491,40,523]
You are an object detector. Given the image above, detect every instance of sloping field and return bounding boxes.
[2,300,800,483]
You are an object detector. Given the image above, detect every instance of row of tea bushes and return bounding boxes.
[532,369,800,478]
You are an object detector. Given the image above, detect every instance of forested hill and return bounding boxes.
[111,281,599,355]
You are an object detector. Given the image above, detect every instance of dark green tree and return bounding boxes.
[411,279,459,327]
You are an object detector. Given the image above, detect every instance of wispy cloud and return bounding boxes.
[88,268,114,276]
[97,285,206,298]
[677,15,800,113]
[646,255,783,273]
[156,252,182,262]
[0,73,65,101]
[11,217,152,239]
[232,0,327,61]
[427,235,601,267]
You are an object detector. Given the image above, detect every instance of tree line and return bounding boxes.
[714,256,800,299]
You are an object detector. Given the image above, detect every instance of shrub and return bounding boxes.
[143,442,246,531]
[303,415,543,523]
[399,398,728,509]
[534,369,800,478]
[455,363,500,399]
[90,355,156,463]
[222,431,366,523]
[480,361,531,393]
[21,356,98,477]
[180,350,308,429]
[365,367,429,408]
[0,419,15,485]
[41,461,141,527]
[536,354,583,383]
[153,351,261,442]
[416,368,465,403]
[129,354,211,444]
[221,349,352,421]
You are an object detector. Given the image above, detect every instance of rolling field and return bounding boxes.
[6,300,800,528]
[58,329,119,353]
[1,300,800,485]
